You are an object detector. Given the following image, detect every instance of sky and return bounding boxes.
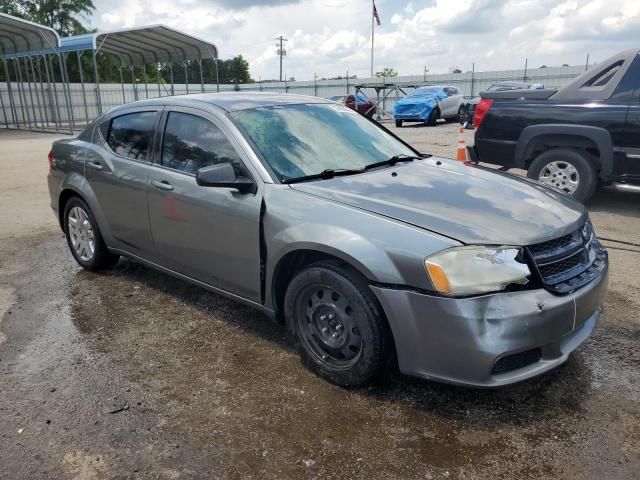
[92,0,640,80]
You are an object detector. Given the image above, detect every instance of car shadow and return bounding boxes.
[586,188,640,220]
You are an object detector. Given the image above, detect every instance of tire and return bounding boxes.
[284,261,391,387]
[456,105,466,124]
[426,107,440,126]
[63,196,119,271]
[395,119,402,127]
[527,148,598,203]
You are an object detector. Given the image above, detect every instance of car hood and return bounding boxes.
[289,159,586,245]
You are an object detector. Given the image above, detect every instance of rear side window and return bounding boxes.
[582,61,623,89]
[105,112,156,161]
[161,112,248,176]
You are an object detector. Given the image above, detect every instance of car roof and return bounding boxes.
[108,92,335,114]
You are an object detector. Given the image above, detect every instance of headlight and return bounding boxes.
[425,246,531,296]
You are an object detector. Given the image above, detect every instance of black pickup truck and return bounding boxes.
[470,48,640,202]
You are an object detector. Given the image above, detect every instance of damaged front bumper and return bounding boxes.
[370,263,608,388]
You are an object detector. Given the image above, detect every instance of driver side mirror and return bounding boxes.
[196,162,257,194]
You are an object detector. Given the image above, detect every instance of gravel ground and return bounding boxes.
[0,126,639,479]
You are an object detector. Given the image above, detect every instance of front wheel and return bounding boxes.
[426,107,440,126]
[284,261,391,387]
[395,119,403,127]
[527,149,598,202]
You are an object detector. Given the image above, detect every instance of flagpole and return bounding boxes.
[371,0,374,78]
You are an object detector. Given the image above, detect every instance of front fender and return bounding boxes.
[263,186,459,310]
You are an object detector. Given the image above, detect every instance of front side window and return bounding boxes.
[231,103,415,181]
[161,112,247,176]
[106,112,156,161]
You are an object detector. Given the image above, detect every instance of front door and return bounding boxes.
[146,108,263,302]
[84,109,160,255]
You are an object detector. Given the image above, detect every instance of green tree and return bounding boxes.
[0,0,95,36]
[375,67,397,78]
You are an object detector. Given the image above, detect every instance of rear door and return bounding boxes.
[146,107,263,301]
[621,73,640,177]
[85,108,161,255]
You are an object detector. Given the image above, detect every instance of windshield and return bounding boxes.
[230,103,415,182]
[408,87,443,97]
[487,83,528,91]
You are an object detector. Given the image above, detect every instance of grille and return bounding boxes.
[529,232,575,256]
[527,220,607,294]
[492,348,542,375]
[538,251,585,278]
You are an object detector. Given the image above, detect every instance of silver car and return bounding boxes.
[47,93,608,388]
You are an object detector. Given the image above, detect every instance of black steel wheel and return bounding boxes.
[284,261,391,387]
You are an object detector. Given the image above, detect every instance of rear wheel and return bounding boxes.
[426,107,440,126]
[457,105,466,124]
[284,261,391,387]
[527,148,598,202]
[63,197,119,270]
[395,119,403,127]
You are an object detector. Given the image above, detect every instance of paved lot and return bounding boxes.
[1,127,639,479]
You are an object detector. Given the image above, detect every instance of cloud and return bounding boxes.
[92,0,640,80]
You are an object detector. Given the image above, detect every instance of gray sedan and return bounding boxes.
[47,93,608,387]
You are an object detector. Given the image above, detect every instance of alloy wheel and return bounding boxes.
[538,160,580,195]
[68,206,96,261]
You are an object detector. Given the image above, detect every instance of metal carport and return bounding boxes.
[61,25,219,119]
[0,13,75,133]
[1,17,219,133]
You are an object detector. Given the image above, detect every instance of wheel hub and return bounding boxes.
[313,307,346,349]
[538,160,580,195]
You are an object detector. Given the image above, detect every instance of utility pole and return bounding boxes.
[275,35,288,82]
[585,53,590,71]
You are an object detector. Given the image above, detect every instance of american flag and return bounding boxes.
[373,1,381,26]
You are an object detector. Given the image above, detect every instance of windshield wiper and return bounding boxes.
[363,154,423,171]
[282,168,364,184]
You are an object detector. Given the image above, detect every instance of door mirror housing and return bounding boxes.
[196,163,257,194]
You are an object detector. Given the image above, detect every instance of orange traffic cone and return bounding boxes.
[456,126,468,162]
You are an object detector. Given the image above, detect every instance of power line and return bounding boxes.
[274,35,288,82]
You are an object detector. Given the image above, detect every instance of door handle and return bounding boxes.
[151,179,174,191]
[87,161,103,170]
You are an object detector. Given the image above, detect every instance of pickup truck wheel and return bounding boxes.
[63,197,119,271]
[284,261,391,387]
[528,149,597,202]
[426,107,440,126]
[395,119,402,127]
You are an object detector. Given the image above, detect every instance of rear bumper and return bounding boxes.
[393,115,427,121]
[371,263,608,388]
[473,137,519,168]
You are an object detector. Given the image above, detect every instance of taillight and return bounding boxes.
[473,98,494,128]
[48,150,54,169]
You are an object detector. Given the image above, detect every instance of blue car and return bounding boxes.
[394,85,464,127]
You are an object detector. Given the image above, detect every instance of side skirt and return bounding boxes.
[109,247,277,320]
